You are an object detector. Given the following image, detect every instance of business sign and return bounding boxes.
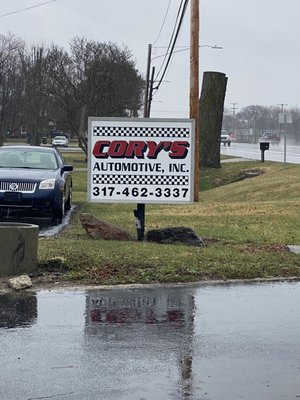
[88,117,195,204]
[278,113,292,124]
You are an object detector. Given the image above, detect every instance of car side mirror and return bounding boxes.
[62,165,73,172]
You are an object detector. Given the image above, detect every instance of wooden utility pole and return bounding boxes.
[144,44,152,118]
[134,44,152,241]
[190,0,199,201]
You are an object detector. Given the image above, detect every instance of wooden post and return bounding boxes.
[147,66,155,117]
[143,44,152,118]
[134,44,152,241]
[190,0,199,202]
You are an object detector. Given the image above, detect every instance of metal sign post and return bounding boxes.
[134,204,145,241]
[279,112,292,168]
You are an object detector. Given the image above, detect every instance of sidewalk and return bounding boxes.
[287,245,300,254]
[221,157,252,163]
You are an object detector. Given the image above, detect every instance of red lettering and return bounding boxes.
[107,141,127,158]
[92,140,189,159]
[147,141,171,158]
[92,141,110,158]
[125,141,147,158]
[169,141,189,158]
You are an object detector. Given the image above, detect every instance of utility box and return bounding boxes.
[0,223,39,277]
[260,141,270,151]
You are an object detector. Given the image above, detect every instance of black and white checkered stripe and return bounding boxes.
[93,126,190,138]
[93,174,189,186]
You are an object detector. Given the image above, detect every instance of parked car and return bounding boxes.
[52,135,69,148]
[220,130,231,146]
[0,146,73,224]
[259,131,280,145]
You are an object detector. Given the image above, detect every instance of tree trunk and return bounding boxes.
[199,71,227,168]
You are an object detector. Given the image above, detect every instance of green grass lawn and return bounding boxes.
[38,155,300,284]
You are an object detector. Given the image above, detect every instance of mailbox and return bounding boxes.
[260,141,270,151]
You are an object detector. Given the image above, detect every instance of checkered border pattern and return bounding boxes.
[93,126,190,138]
[93,174,189,186]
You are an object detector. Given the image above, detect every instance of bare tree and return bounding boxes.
[19,46,52,145]
[0,33,25,146]
[47,38,144,155]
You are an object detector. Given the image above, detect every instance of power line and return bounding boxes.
[0,0,56,18]
[153,0,189,94]
[153,0,172,46]
[154,0,185,80]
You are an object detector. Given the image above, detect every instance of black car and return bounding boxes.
[0,146,73,224]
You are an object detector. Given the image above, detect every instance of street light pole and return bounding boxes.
[190,0,199,202]
[151,45,222,61]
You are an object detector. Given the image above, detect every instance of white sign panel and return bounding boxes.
[279,113,293,124]
[88,117,195,204]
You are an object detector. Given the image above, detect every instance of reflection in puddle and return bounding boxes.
[1,283,299,399]
[0,292,37,328]
[86,288,194,327]
[85,287,196,399]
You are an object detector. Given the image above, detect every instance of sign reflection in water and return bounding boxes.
[86,288,194,326]
[85,287,196,398]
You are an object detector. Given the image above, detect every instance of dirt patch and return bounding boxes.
[243,243,290,253]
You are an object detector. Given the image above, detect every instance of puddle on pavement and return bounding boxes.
[1,282,300,400]
[0,292,37,328]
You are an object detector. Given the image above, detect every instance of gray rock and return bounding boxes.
[146,227,204,247]
[8,275,32,290]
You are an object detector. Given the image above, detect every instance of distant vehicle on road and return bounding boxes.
[0,146,73,224]
[52,136,69,148]
[220,130,231,146]
[259,131,280,145]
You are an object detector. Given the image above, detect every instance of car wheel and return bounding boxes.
[65,187,72,211]
[51,196,65,225]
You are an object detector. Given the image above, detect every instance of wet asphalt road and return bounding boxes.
[220,142,300,164]
[0,281,299,400]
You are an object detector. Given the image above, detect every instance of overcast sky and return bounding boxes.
[1,0,299,118]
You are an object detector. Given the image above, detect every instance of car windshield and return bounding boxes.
[53,136,66,140]
[0,149,58,170]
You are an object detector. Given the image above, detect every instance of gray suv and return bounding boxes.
[220,130,231,146]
